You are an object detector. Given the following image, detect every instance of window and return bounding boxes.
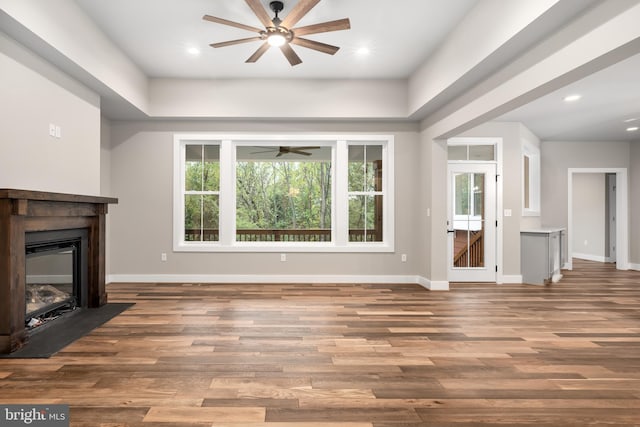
[522,143,540,216]
[174,135,393,252]
[235,146,332,242]
[448,144,495,161]
[184,144,220,241]
[453,172,484,230]
[348,145,383,242]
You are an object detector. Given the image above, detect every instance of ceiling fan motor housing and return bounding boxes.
[269,1,285,15]
[269,1,285,27]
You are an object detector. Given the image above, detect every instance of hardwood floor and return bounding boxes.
[2,259,640,426]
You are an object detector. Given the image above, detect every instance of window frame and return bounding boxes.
[346,142,386,243]
[183,143,221,242]
[522,143,541,216]
[173,134,394,253]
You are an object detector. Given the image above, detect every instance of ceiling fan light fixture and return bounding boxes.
[267,33,287,47]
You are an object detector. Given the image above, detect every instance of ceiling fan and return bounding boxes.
[252,146,321,157]
[203,0,351,66]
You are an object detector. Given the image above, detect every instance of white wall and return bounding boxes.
[572,173,606,261]
[541,141,630,229]
[0,0,148,113]
[106,120,421,280]
[0,31,101,194]
[100,117,113,277]
[149,79,408,119]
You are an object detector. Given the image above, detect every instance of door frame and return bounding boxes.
[567,168,629,270]
[447,137,504,283]
[606,173,616,263]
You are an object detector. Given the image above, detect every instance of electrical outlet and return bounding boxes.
[280,253,286,262]
[401,254,407,262]
[161,252,167,261]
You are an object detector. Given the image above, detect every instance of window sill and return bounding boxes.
[174,242,394,253]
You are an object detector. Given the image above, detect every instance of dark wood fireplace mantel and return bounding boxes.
[0,189,118,353]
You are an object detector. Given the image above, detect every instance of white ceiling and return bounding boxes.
[498,51,640,142]
[74,0,477,79]
[58,1,640,142]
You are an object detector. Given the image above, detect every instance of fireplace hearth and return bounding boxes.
[0,189,117,353]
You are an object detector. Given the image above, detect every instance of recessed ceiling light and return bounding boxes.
[563,94,581,102]
[186,47,200,56]
[356,47,370,56]
[623,117,638,123]
[626,126,639,132]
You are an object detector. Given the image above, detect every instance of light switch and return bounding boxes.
[504,209,512,217]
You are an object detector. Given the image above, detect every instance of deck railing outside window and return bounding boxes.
[185,229,378,242]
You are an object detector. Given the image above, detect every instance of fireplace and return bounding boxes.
[0,189,117,353]
[24,229,89,327]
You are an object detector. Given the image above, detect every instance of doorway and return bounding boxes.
[447,163,497,281]
[567,168,628,270]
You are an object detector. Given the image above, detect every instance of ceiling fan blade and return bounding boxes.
[203,15,263,33]
[292,18,351,36]
[281,0,320,29]
[291,38,339,55]
[246,42,271,63]
[210,36,262,48]
[245,0,274,28]
[289,149,313,156]
[280,44,303,66]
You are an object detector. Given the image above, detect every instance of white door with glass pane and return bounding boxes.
[447,163,496,282]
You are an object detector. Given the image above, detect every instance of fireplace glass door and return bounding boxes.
[25,240,79,318]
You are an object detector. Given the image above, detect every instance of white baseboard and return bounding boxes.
[629,263,640,271]
[500,275,523,284]
[26,274,73,284]
[107,274,450,291]
[427,281,449,291]
[572,253,607,263]
[416,276,449,291]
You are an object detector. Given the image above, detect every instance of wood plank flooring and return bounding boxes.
[2,259,640,426]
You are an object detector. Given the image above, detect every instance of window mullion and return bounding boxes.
[218,140,234,245]
[335,140,348,246]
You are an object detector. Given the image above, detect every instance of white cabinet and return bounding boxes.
[521,228,565,285]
